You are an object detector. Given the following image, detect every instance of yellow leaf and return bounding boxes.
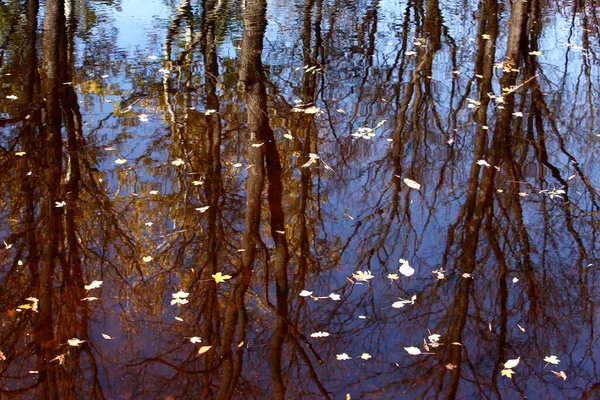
[501,368,515,378]
[212,272,232,283]
[67,338,85,347]
[198,346,212,355]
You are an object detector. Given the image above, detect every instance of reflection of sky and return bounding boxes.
[53,0,600,397]
[111,0,171,54]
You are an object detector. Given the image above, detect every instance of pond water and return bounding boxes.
[0,0,599,398]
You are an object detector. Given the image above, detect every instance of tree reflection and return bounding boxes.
[1,0,600,398]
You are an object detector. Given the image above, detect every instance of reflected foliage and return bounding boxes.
[0,0,599,398]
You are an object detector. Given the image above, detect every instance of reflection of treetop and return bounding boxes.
[0,0,598,398]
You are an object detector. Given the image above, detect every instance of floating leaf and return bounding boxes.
[428,333,441,342]
[504,357,520,369]
[55,201,66,208]
[303,106,322,114]
[171,159,185,166]
[352,271,374,282]
[399,259,415,277]
[392,295,417,309]
[544,355,560,365]
[336,353,351,360]
[115,159,127,165]
[67,338,85,347]
[50,354,65,364]
[102,334,115,340]
[84,280,103,291]
[360,353,372,360]
[142,256,153,262]
[15,151,26,156]
[189,337,202,343]
[212,272,232,283]
[195,206,210,213]
[171,290,189,306]
[404,347,422,355]
[310,331,330,338]
[198,346,212,355]
[551,370,567,380]
[501,368,515,378]
[403,178,421,190]
[299,290,313,297]
[18,297,39,313]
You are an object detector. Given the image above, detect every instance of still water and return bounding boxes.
[0,0,599,398]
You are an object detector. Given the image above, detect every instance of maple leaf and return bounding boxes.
[352,271,374,282]
[501,368,515,378]
[212,272,232,283]
[171,290,190,306]
[544,355,560,365]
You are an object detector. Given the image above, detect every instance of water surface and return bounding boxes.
[0,0,599,398]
